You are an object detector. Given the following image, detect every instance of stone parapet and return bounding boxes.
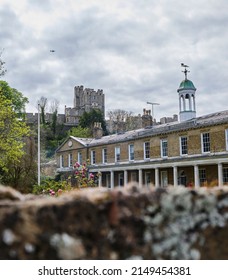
[0,185,228,259]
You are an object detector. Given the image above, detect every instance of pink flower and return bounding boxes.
[89,173,94,178]
[49,190,55,196]
[74,162,80,168]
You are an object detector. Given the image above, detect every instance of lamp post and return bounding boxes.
[37,103,41,185]
[146,101,160,121]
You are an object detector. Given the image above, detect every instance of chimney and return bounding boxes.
[93,122,103,139]
[142,109,152,128]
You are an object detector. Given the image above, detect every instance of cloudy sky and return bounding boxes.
[1,0,228,121]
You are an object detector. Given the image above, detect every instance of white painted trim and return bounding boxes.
[179,136,188,156]
[115,146,120,162]
[60,155,63,168]
[160,139,168,158]
[102,148,107,164]
[144,141,150,160]
[201,132,211,154]
[226,129,228,151]
[68,153,73,167]
[128,144,134,161]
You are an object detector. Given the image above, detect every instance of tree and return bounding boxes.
[49,99,59,135]
[79,109,108,135]
[107,109,136,133]
[0,91,30,172]
[2,136,37,193]
[0,50,6,77]
[0,81,28,116]
[38,96,48,124]
[107,109,133,122]
[67,126,91,138]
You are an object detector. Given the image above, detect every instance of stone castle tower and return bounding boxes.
[65,85,105,125]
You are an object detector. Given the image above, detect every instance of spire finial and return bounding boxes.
[181,63,190,80]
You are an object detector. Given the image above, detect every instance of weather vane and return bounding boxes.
[181,63,190,80]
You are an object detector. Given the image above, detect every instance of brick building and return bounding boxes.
[56,67,228,188]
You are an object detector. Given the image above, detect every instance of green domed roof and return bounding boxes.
[178,79,196,91]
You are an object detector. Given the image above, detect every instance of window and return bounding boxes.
[78,152,82,165]
[144,142,150,159]
[145,172,151,187]
[180,136,188,155]
[201,132,210,153]
[115,147,120,162]
[60,155,64,168]
[226,129,228,151]
[106,173,112,188]
[199,169,206,184]
[129,144,134,161]
[102,148,107,163]
[161,139,168,157]
[91,150,96,165]
[118,173,124,186]
[224,168,228,184]
[131,172,137,182]
[68,153,73,167]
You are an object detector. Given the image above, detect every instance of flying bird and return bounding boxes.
[181,63,189,67]
[50,50,55,52]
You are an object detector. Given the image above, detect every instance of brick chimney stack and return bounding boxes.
[93,122,103,139]
[142,108,153,128]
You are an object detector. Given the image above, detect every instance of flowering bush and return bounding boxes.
[74,161,99,188]
[33,179,72,197]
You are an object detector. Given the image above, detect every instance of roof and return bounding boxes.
[55,136,93,152]
[87,110,228,147]
[57,110,228,151]
[178,79,196,91]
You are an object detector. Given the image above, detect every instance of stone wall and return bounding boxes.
[0,185,228,260]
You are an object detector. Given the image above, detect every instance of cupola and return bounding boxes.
[177,64,196,122]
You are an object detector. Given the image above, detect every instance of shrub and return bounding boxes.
[33,178,72,197]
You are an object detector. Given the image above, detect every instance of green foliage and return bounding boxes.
[51,111,57,135]
[67,126,91,138]
[33,178,73,196]
[0,80,28,116]
[0,52,6,77]
[74,161,100,188]
[79,109,108,135]
[1,136,37,193]
[0,91,30,172]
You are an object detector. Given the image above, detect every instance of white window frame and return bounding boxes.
[226,129,228,151]
[106,173,111,188]
[60,155,64,168]
[180,136,188,155]
[161,139,168,158]
[145,172,151,187]
[129,144,134,161]
[118,173,124,186]
[91,150,96,165]
[77,152,82,165]
[68,153,73,167]
[115,146,120,162]
[102,148,107,164]
[144,141,150,160]
[161,170,168,187]
[201,132,210,153]
[199,168,207,184]
[223,167,228,184]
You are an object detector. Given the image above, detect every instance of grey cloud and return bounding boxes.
[1,0,228,121]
